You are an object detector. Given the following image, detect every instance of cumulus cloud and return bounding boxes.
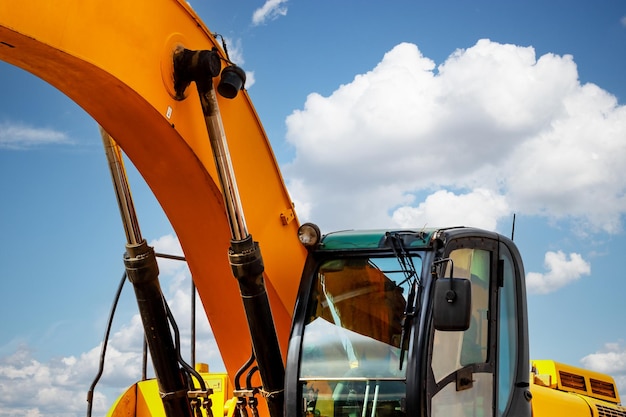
[525,250,591,294]
[0,122,72,150]
[252,0,288,26]
[283,39,626,234]
[392,188,509,231]
[244,71,256,90]
[0,234,222,417]
[581,341,626,395]
[0,345,109,417]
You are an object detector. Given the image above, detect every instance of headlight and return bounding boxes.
[298,223,321,248]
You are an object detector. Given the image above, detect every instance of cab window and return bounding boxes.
[430,246,494,417]
[299,256,419,417]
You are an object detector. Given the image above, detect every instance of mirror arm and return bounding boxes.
[432,257,459,302]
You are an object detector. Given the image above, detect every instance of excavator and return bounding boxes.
[1,1,624,416]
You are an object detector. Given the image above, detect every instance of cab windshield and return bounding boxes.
[299,255,420,417]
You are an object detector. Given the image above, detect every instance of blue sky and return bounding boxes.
[1,1,626,416]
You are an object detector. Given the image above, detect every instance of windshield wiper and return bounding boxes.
[385,232,420,371]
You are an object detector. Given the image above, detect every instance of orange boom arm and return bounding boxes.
[0,0,306,382]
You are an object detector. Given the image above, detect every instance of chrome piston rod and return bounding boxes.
[101,127,142,245]
[202,86,249,240]
[100,129,193,417]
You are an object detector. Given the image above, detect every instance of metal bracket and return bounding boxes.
[456,368,474,391]
[280,206,295,225]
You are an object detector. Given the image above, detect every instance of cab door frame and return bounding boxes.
[426,235,499,417]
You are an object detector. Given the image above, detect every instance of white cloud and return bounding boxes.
[0,122,72,149]
[0,234,222,417]
[283,39,626,235]
[244,71,256,90]
[252,0,288,26]
[0,345,108,417]
[392,188,510,231]
[581,342,626,374]
[581,341,626,395]
[526,250,591,294]
[0,342,137,416]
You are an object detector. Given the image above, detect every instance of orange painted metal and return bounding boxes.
[0,0,306,388]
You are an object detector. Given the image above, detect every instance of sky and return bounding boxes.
[1,0,626,416]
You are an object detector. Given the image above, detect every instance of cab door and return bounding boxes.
[427,237,498,417]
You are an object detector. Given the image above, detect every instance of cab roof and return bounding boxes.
[319,228,439,250]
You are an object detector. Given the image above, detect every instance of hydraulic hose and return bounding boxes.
[86,271,127,417]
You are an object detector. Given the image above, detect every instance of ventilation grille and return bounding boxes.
[533,360,621,404]
[596,404,626,417]
[592,378,618,399]
[559,371,586,391]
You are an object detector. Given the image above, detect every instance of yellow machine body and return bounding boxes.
[106,365,234,417]
[531,360,626,417]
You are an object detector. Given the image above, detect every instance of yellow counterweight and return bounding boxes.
[531,360,626,417]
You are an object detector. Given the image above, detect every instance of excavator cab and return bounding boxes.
[285,226,532,417]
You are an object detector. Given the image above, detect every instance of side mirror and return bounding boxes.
[433,277,471,331]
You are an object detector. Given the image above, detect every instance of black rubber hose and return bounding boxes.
[86,271,127,417]
[164,299,207,392]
